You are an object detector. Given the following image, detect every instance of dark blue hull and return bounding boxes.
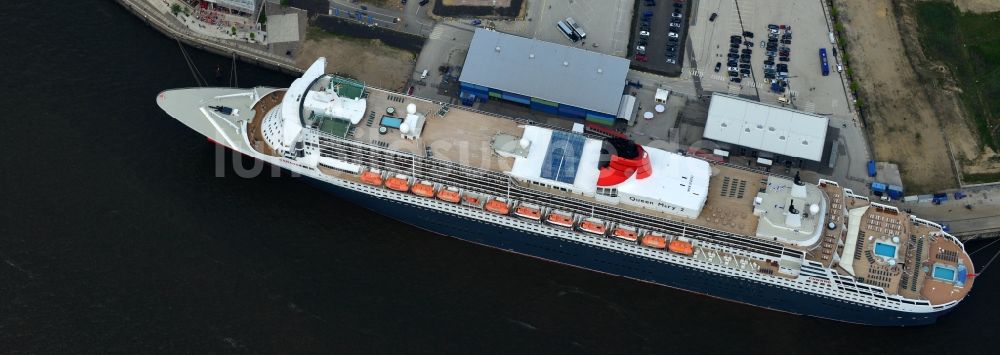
[304,176,949,326]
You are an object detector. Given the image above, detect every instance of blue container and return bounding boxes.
[887,185,904,200]
[867,160,877,177]
[871,182,887,193]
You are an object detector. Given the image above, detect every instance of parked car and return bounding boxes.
[730,77,742,83]
[742,48,752,55]
[636,45,646,53]
[635,54,648,62]
[739,57,751,63]
[669,27,679,33]
[673,3,683,8]
[779,56,790,62]
[671,12,682,18]
[637,39,648,46]
[743,31,754,38]
[744,40,754,47]
[837,64,843,73]
[640,31,650,37]
[728,66,739,72]
[768,24,778,30]
[728,71,738,77]
[764,60,774,66]
[739,63,751,69]
[709,12,718,21]
[670,22,681,28]
[727,53,739,59]
[715,62,722,72]
[667,46,677,52]
[671,18,682,23]
[763,73,775,79]
[667,58,677,64]
[729,48,738,54]
[730,43,739,49]
[727,60,738,67]
[668,37,679,42]
[782,39,792,45]
[419,0,429,5]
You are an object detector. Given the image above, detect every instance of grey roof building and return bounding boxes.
[459,29,631,116]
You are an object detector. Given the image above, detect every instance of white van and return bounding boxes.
[420,69,428,80]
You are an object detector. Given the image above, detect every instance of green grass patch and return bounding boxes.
[962,171,1000,184]
[915,2,1000,151]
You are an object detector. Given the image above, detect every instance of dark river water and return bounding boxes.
[2,0,1000,353]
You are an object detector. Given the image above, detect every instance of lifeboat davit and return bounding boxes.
[514,202,542,220]
[668,238,694,256]
[485,198,510,215]
[385,174,410,192]
[612,225,639,243]
[641,232,667,249]
[360,169,383,186]
[579,218,607,235]
[546,210,574,228]
[411,180,435,197]
[437,186,461,203]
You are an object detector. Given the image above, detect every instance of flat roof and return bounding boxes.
[703,94,829,161]
[459,29,631,116]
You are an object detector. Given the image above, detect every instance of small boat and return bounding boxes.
[385,174,410,192]
[462,193,482,207]
[669,238,694,256]
[612,225,639,243]
[546,210,574,228]
[514,202,542,220]
[411,180,435,197]
[485,198,510,215]
[359,169,383,186]
[437,186,461,203]
[641,232,667,249]
[579,218,607,235]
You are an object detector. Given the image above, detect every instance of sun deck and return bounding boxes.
[839,200,974,304]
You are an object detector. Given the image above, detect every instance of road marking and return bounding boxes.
[429,26,444,40]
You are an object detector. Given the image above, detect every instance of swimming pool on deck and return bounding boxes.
[873,242,897,259]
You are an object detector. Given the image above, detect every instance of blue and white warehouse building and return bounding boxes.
[459,29,631,126]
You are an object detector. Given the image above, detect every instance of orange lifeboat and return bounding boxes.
[411,181,435,197]
[485,198,510,215]
[385,174,410,192]
[462,193,482,207]
[641,233,667,249]
[437,186,461,203]
[579,218,607,235]
[359,169,383,186]
[514,202,542,221]
[546,210,574,228]
[668,238,694,256]
[612,225,639,243]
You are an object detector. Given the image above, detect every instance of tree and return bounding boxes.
[231,26,237,36]
[280,0,290,7]
[171,3,181,16]
[249,32,256,41]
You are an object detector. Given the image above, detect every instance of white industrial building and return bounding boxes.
[703,94,829,162]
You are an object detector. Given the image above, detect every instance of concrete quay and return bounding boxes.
[114,0,304,75]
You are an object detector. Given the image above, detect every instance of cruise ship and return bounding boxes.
[157,58,975,326]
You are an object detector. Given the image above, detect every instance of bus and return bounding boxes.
[565,17,587,40]
[819,48,830,76]
[556,21,580,42]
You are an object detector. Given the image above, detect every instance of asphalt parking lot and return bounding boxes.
[521,0,635,57]
[687,0,849,116]
[629,0,692,76]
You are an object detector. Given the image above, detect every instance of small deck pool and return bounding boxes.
[873,242,897,259]
[380,116,402,129]
[933,265,957,281]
